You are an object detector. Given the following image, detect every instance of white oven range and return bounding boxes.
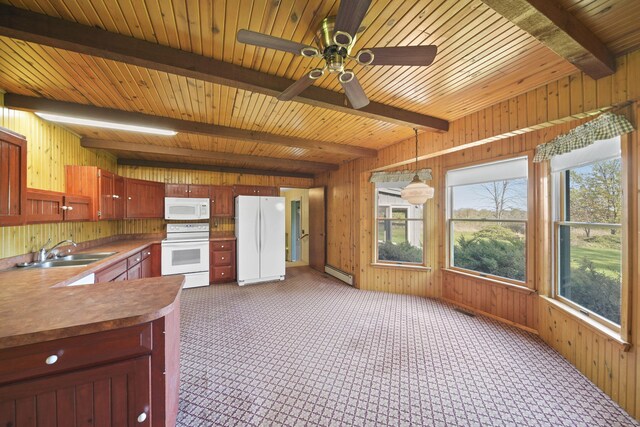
[161,223,210,288]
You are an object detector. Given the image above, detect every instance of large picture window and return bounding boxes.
[375,187,424,264]
[446,157,528,282]
[552,137,622,329]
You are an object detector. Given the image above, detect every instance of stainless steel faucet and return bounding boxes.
[37,238,78,263]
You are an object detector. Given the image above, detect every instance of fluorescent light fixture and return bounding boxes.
[35,112,177,136]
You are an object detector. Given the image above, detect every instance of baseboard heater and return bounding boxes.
[324,265,354,286]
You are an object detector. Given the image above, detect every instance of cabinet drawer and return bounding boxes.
[141,246,152,260]
[213,251,233,266]
[127,251,143,269]
[113,271,128,282]
[0,323,152,385]
[212,240,234,251]
[212,266,233,281]
[95,259,127,283]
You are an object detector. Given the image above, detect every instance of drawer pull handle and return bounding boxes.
[45,355,58,365]
[221,245,224,248]
[221,273,224,276]
[137,412,147,423]
[221,257,225,260]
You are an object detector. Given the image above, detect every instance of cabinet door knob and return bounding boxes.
[128,197,132,200]
[45,355,58,365]
[221,272,225,276]
[147,252,151,255]
[68,206,73,211]
[137,412,147,423]
[136,258,140,262]
[61,206,68,210]
[221,245,224,248]
[221,257,225,260]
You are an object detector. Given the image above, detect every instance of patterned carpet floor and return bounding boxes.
[176,267,637,426]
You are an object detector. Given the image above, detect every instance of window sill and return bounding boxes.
[540,296,630,351]
[442,268,536,294]
[371,262,432,272]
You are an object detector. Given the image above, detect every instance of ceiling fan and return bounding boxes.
[236,0,437,110]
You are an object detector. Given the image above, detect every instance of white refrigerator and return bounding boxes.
[236,196,286,285]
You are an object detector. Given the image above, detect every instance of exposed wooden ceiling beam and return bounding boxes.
[479,0,616,79]
[4,93,375,158]
[117,159,315,179]
[81,138,338,172]
[0,4,449,132]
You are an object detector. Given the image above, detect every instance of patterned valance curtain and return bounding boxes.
[369,169,432,184]
[533,112,634,163]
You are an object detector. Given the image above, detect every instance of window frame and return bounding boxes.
[551,138,626,333]
[373,186,428,266]
[445,154,533,288]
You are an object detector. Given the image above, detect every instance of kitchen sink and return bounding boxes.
[57,252,116,261]
[33,259,99,268]
[24,252,117,268]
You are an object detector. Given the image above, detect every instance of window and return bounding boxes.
[446,157,528,282]
[375,186,424,264]
[552,137,622,329]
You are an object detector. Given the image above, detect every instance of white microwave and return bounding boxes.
[165,197,210,220]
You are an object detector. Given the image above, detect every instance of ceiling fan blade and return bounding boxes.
[278,73,317,101]
[340,74,369,110]
[362,45,438,66]
[334,0,372,37]
[237,29,315,56]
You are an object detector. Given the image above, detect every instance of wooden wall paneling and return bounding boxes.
[0,99,119,260]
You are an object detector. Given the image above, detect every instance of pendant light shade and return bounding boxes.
[401,129,434,205]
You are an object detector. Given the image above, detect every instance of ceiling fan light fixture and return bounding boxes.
[309,68,326,79]
[300,46,320,57]
[356,49,374,66]
[338,70,355,83]
[333,30,353,47]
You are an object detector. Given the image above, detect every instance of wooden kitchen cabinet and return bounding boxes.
[165,183,210,198]
[233,185,279,197]
[0,311,180,425]
[114,175,125,219]
[0,127,27,226]
[210,239,236,283]
[210,185,234,217]
[66,166,124,221]
[25,189,93,224]
[95,246,158,283]
[125,178,164,219]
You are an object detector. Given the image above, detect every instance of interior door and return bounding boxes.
[308,187,326,272]
[236,196,261,282]
[259,197,286,279]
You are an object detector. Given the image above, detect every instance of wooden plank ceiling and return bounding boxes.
[0,0,638,175]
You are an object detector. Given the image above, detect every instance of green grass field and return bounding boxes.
[570,246,620,277]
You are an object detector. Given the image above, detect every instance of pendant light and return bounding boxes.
[400,128,434,205]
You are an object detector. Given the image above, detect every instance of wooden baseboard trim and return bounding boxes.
[441,297,539,335]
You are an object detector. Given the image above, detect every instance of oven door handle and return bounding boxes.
[162,241,209,248]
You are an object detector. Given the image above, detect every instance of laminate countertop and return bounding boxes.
[210,232,236,241]
[0,239,184,350]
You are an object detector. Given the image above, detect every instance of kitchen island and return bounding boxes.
[0,239,184,426]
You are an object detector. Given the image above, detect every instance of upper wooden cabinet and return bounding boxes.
[66,166,124,221]
[25,189,92,224]
[0,127,27,226]
[233,185,279,197]
[210,185,234,217]
[125,178,164,219]
[165,183,210,198]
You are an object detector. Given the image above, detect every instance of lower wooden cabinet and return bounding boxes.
[0,356,152,426]
[95,246,159,283]
[0,309,180,425]
[210,239,236,283]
